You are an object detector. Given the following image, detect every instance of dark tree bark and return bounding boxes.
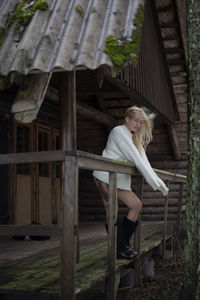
[184,1,200,298]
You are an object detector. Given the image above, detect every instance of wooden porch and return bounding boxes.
[0,220,180,300]
[0,150,186,299]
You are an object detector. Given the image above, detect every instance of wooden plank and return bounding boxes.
[59,71,77,300]
[0,222,174,297]
[61,155,78,300]
[0,224,62,236]
[162,181,169,260]
[107,172,117,300]
[134,176,144,286]
[160,22,179,28]
[0,149,187,183]
[78,156,138,175]
[60,71,77,151]
[0,151,65,165]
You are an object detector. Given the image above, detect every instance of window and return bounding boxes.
[15,123,32,175]
[37,125,51,177]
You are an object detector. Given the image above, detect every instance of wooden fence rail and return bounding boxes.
[0,150,186,300]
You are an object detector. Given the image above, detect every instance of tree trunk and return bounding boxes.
[184,1,200,298]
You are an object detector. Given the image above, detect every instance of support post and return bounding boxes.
[134,176,144,286]
[107,172,118,300]
[61,154,78,300]
[59,71,77,300]
[162,181,169,260]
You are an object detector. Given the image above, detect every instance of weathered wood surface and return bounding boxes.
[12,73,52,123]
[134,176,144,287]
[60,71,77,300]
[0,222,174,297]
[162,181,169,260]
[0,149,186,183]
[107,172,117,300]
[0,151,65,165]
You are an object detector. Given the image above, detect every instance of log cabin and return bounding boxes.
[0,0,187,299]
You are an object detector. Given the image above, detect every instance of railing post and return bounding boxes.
[134,176,144,287]
[162,181,169,260]
[175,182,184,251]
[61,154,78,300]
[107,172,118,300]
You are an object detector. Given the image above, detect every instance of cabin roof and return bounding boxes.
[0,0,143,76]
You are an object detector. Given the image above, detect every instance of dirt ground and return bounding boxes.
[117,250,184,300]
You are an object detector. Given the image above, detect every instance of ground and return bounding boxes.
[117,250,184,300]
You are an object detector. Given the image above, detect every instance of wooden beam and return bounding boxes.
[59,71,77,300]
[167,124,181,160]
[60,72,77,150]
[77,101,116,127]
[107,172,118,300]
[162,181,169,260]
[46,86,116,127]
[134,176,144,286]
[0,150,65,165]
[12,73,52,123]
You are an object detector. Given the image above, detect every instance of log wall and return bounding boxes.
[77,112,187,222]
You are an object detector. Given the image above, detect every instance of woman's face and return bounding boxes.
[125,112,143,133]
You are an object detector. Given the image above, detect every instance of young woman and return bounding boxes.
[93,106,169,260]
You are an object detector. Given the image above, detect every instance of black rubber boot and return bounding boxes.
[105,221,137,259]
[122,217,139,258]
[116,221,138,259]
[122,217,138,247]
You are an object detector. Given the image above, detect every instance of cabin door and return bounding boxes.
[36,124,52,225]
[14,122,33,225]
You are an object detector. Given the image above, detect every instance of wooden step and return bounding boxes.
[163,34,179,41]
[168,59,186,66]
[160,22,179,28]
[156,5,173,13]
[165,48,184,54]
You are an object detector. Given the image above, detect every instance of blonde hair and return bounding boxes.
[125,106,156,153]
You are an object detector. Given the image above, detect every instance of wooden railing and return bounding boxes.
[0,150,187,300]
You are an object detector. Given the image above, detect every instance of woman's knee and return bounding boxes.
[130,198,142,212]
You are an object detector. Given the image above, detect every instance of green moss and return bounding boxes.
[76,5,84,16]
[8,0,49,32]
[91,8,97,14]
[104,3,145,71]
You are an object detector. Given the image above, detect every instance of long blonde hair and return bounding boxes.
[125,106,156,153]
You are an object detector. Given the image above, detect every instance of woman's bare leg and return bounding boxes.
[94,178,142,222]
[117,189,142,221]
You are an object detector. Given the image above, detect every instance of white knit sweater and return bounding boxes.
[93,125,169,196]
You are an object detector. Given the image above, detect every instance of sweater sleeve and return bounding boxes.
[140,147,169,196]
[110,128,161,191]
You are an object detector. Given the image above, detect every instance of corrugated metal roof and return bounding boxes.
[0,0,142,76]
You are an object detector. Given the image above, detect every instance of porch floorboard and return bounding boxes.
[0,221,174,298]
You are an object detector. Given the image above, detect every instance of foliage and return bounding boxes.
[8,0,49,32]
[104,3,145,71]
